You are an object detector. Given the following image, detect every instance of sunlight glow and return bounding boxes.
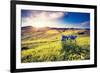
[22,11,64,28]
[27,17,58,28]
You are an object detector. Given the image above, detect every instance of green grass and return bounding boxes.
[21,30,90,63]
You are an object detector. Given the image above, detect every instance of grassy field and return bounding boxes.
[21,27,90,63]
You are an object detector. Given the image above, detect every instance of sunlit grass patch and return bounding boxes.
[76,36,90,46]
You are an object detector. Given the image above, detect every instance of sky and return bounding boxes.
[21,10,90,28]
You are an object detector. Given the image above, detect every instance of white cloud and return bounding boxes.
[73,21,90,28]
[81,21,90,26]
[48,12,64,20]
[22,11,65,27]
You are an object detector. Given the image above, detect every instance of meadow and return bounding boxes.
[21,27,90,63]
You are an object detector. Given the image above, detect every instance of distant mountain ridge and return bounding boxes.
[21,26,90,31]
[21,26,34,30]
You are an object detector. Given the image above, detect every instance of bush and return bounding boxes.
[61,39,90,60]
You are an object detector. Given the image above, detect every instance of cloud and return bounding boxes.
[28,11,64,20]
[81,21,90,26]
[22,10,65,27]
[48,12,64,20]
[80,21,90,28]
[62,21,90,28]
[73,21,90,28]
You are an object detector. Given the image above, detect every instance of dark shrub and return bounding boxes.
[22,47,29,50]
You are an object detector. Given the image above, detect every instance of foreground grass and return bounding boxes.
[21,34,90,63]
[21,40,65,62]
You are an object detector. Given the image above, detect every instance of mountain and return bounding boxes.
[21,26,90,33]
[21,26,90,40]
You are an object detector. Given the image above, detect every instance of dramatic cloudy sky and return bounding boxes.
[21,10,90,28]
